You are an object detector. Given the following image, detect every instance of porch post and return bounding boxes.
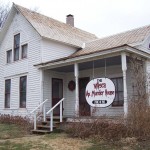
[74,63,79,117]
[40,69,44,103]
[121,52,128,118]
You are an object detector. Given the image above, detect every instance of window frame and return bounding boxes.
[14,33,20,61]
[19,76,27,108]
[6,49,12,64]
[111,77,124,107]
[21,44,28,59]
[5,79,11,108]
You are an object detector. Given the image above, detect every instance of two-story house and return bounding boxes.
[0,3,150,120]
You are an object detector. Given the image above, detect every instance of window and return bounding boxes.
[21,44,27,59]
[20,76,27,108]
[14,33,20,61]
[111,77,123,106]
[5,79,11,108]
[6,50,12,63]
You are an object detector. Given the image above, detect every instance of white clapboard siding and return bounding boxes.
[41,39,77,62]
[0,12,42,116]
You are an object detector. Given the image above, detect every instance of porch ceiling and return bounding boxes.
[51,56,123,73]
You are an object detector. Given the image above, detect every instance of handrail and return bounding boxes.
[46,98,65,115]
[46,98,65,131]
[30,99,49,114]
[30,99,49,130]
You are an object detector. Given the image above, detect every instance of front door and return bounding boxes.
[79,77,90,116]
[52,78,63,116]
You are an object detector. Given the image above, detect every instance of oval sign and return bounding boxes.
[85,78,115,107]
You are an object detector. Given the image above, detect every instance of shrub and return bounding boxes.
[0,114,33,133]
[65,119,128,141]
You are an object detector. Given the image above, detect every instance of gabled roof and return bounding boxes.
[71,25,150,57]
[13,4,97,48]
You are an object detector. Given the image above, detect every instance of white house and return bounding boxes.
[0,3,150,120]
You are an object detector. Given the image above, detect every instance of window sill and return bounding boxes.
[19,108,27,109]
[5,58,27,65]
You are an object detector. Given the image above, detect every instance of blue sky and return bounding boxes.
[1,0,150,38]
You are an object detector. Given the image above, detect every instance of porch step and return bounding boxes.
[32,116,66,134]
[31,129,51,134]
[42,121,61,127]
[46,116,66,121]
[37,125,56,130]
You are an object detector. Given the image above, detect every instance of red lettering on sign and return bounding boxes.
[105,89,114,96]
[93,82,106,89]
[86,90,90,98]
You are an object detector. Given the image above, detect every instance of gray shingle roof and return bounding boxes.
[14,4,97,47]
[71,25,150,57]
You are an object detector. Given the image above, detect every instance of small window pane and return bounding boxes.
[7,50,12,63]
[112,79,117,90]
[14,34,20,49]
[14,34,20,61]
[111,77,123,107]
[14,48,19,61]
[118,78,123,91]
[21,44,27,59]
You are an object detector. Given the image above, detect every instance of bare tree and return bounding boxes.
[0,2,11,28]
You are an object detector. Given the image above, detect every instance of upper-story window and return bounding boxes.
[6,50,12,63]
[14,33,20,61]
[21,44,28,59]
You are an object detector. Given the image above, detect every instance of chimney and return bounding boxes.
[66,14,74,27]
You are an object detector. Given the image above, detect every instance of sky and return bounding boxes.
[1,0,150,38]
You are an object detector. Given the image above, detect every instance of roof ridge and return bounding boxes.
[14,3,97,38]
[85,24,150,45]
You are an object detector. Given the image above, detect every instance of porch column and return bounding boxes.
[121,52,128,118]
[74,63,79,117]
[40,69,44,103]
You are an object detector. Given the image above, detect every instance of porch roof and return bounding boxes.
[34,44,150,69]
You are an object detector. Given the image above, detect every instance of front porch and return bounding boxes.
[40,53,131,118]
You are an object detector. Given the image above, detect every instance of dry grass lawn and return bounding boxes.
[0,133,92,150]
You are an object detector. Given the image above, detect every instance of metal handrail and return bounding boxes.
[46,98,65,131]
[30,99,49,130]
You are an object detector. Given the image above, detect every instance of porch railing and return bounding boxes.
[46,98,65,131]
[30,99,49,130]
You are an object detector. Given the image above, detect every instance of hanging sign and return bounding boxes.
[85,78,115,107]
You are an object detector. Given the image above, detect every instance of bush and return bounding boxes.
[127,97,150,138]
[65,119,128,141]
[0,114,33,133]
